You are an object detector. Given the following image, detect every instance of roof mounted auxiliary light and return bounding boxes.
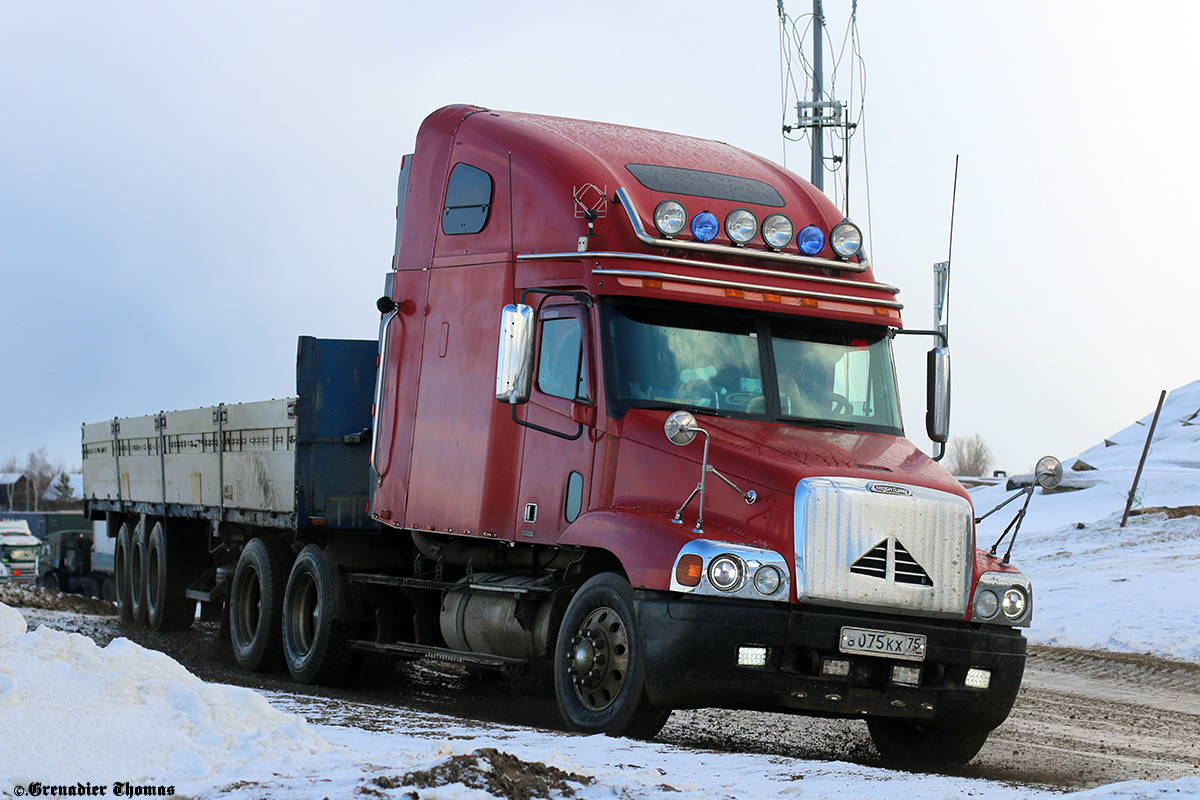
[724,208,758,245]
[831,221,863,259]
[690,210,719,242]
[761,214,794,250]
[797,224,825,256]
[653,199,688,237]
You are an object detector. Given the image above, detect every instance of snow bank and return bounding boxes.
[0,602,332,793]
[973,380,1200,661]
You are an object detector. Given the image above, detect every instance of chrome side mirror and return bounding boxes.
[1035,455,1063,489]
[925,346,950,444]
[495,304,535,404]
[664,410,699,446]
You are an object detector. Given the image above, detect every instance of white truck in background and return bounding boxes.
[0,520,41,584]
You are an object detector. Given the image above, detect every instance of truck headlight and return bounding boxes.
[972,572,1033,627]
[753,565,782,595]
[670,540,790,602]
[1002,587,1028,620]
[973,589,999,621]
[709,555,746,591]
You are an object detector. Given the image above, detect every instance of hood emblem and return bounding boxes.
[868,483,911,497]
[851,539,932,587]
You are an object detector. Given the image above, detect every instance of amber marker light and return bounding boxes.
[676,553,703,586]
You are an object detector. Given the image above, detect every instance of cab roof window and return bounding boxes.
[443,163,493,235]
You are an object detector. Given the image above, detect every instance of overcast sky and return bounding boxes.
[2,1,1197,475]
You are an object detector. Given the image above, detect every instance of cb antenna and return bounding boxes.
[934,156,959,345]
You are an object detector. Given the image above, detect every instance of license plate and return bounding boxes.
[839,626,927,662]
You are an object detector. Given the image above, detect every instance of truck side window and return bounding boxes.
[537,316,589,402]
[442,163,492,235]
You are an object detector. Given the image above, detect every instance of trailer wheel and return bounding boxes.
[130,525,150,625]
[553,573,670,740]
[866,717,990,767]
[229,537,293,672]
[115,521,136,623]
[282,544,354,686]
[145,521,200,632]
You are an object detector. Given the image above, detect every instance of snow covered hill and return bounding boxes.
[972,380,1200,662]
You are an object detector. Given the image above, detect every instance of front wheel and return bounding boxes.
[866,717,990,767]
[553,573,670,740]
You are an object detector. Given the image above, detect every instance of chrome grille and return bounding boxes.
[794,477,972,618]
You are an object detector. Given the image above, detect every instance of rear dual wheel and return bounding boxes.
[229,537,294,672]
[282,544,356,685]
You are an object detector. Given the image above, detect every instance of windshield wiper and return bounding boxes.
[789,417,856,431]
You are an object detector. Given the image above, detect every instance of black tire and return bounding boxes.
[41,570,61,591]
[145,521,201,632]
[867,717,991,767]
[130,524,149,625]
[229,537,293,672]
[553,573,670,740]
[82,576,101,598]
[282,543,355,686]
[115,521,136,623]
[101,575,118,604]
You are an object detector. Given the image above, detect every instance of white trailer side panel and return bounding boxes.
[82,399,297,515]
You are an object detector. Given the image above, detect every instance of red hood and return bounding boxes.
[616,408,970,506]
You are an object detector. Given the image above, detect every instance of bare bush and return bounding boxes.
[946,433,994,477]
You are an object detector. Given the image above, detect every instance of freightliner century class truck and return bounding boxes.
[83,104,1046,767]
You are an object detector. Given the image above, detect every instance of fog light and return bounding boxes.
[965,668,992,689]
[738,645,768,667]
[821,659,850,677]
[891,665,922,686]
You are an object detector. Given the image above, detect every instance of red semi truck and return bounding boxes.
[84,104,1039,766]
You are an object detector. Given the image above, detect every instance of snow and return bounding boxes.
[1,382,1198,799]
[973,380,1200,662]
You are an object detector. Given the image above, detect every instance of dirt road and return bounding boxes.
[15,601,1200,790]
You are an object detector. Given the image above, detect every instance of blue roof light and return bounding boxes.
[798,225,825,256]
[690,211,719,242]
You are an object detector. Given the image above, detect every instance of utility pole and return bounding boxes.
[810,0,824,191]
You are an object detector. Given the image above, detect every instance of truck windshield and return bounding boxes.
[1,546,39,563]
[603,301,903,434]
